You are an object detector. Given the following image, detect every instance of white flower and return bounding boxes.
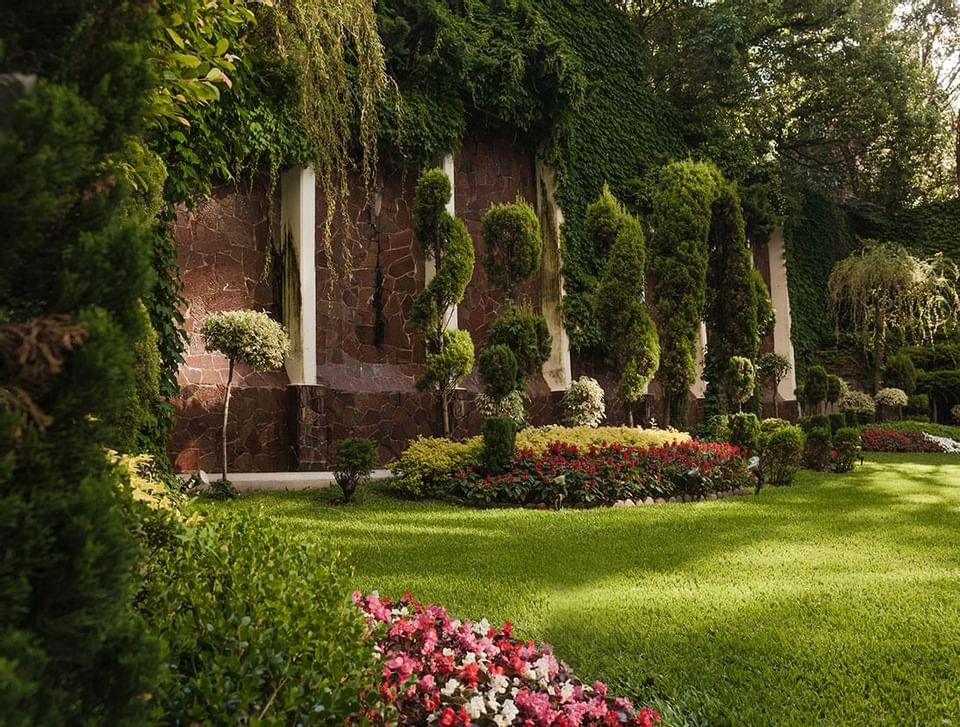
[450,619,461,630]
[465,695,487,719]
[442,648,456,657]
[441,678,460,697]
[474,618,491,635]
[534,655,552,679]
[560,682,574,702]
[490,673,510,694]
[501,699,519,722]
[463,651,477,665]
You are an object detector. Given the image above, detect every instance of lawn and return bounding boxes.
[205,454,960,726]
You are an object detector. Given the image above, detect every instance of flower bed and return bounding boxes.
[860,428,944,453]
[455,441,754,508]
[355,592,661,727]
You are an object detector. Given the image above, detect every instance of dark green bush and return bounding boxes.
[798,415,831,434]
[826,374,843,405]
[141,514,377,724]
[833,428,861,473]
[828,413,847,435]
[907,393,929,415]
[885,352,918,394]
[482,416,516,475]
[486,306,551,381]
[478,344,520,399]
[728,412,761,454]
[845,411,860,428]
[803,427,833,471]
[801,365,829,413]
[760,425,805,485]
[334,438,378,503]
[482,198,542,295]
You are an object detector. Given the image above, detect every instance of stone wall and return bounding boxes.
[169,180,291,473]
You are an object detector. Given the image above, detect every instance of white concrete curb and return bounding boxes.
[177,469,393,492]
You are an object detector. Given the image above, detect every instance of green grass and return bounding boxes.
[204,454,960,725]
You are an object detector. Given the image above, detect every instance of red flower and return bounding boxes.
[439,707,457,726]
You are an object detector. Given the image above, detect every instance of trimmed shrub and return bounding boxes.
[875,387,908,409]
[761,417,791,432]
[840,389,876,421]
[386,436,483,499]
[478,344,520,400]
[727,356,757,411]
[486,306,552,382]
[728,412,761,454]
[699,414,731,443]
[141,515,376,723]
[481,197,542,295]
[885,352,917,394]
[799,414,831,434]
[334,438,378,503]
[760,425,805,485]
[953,404,960,423]
[476,390,529,429]
[907,393,930,415]
[482,416,517,475]
[516,426,688,454]
[833,428,861,472]
[803,427,833,471]
[561,376,606,428]
[826,374,843,406]
[801,365,829,413]
[828,413,847,435]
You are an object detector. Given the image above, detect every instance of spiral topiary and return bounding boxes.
[482,197,542,297]
[411,168,476,436]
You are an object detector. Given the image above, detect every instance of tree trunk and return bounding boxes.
[872,303,886,395]
[772,380,779,419]
[663,392,672,430]
[221,359,234,483]
[440,389,450,438]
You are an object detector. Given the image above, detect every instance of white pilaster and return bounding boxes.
[690,321,708,398]
[535,160,572,391]
[424,154,459,330]
[767,227,798,401]
[279,166,317,385]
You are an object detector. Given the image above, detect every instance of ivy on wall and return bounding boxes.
[884,198,960,264]
[783,187,848,376]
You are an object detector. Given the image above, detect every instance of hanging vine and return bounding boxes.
[266,0,392,298]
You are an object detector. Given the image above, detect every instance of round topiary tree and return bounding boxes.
[478,344,520,406]
[727,356,756,412]
[875,387,908,421]
[482,197,542,298]
[801,365,829,415]
[411,168,476,436]
[200,309,289,483]
[485,306,552,388]
[757,352,791,418]
[593,190,659,427]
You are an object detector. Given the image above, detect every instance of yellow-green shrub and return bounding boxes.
[386,436,483,498]
[516,426,688,454]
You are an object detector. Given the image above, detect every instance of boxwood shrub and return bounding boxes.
[141,514,377,725]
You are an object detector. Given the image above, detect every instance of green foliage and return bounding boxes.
[826,375,843,405]
[562,376,606,428]
[885,352,918,394]
[783,188,844,373]
[486,306,552,383]
[200,310,289,371]
[650,160,723,427]
[803,427,833,471]
[801,365,829,412]
[413,169,453,249]
[478,345,520,401]
[0,2,165,719]
[141,514,376,723]
[482,198,542,295]
[334,438,379,503]
[829,413,848,435]
[727,357,757,411]
[594,191,659,417]
[759,425,805,485]
[386,436,484,499]
[757,352,792,413]
[833,428,861,473]
[481,416,517,476]
[477,390,529,430]
[884,198,960,264]
[900,343,960,371]
[419,328,475,396]
[411,168,475,434]
[119,301,166,462]
[907,393,930,415]
[704,183,767,413]
[728,413,761,454]
[761,417,790,432]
